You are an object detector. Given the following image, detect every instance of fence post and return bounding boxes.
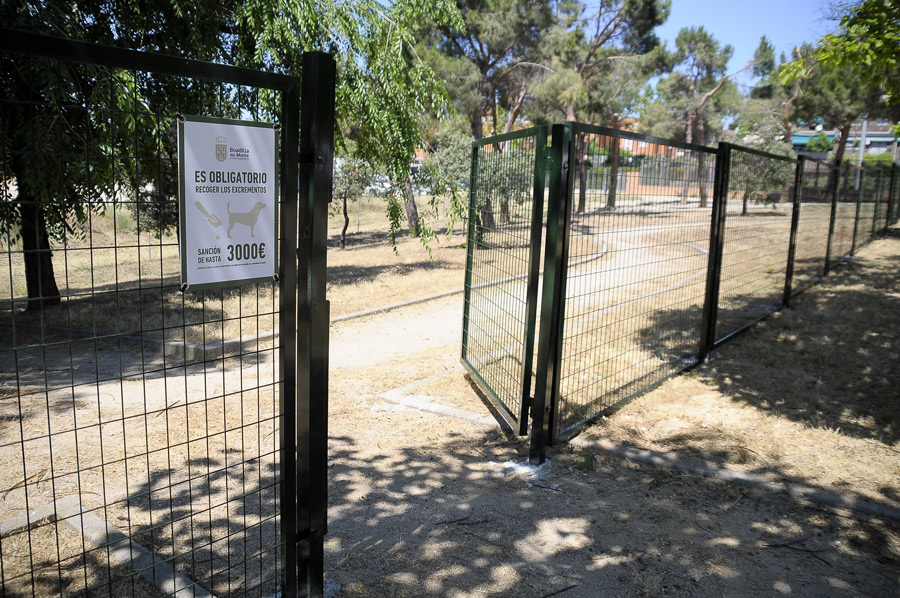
[461,143,480,368]
[296,51,335,598]
[530,123,572,464]
[889,164,898,226]
[851,165,864,255]
[518,126,549,434]
[824,162,840,275]
[871,165,882,239]
[698,143,731,362]
[279,71,302,598]
[783,157,805,307]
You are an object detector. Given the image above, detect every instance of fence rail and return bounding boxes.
[462,122,900,463]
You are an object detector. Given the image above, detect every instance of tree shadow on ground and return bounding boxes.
[324,427,899,597]
[607,230,900,509]
[328,258,460,289]
[706,242,899,445]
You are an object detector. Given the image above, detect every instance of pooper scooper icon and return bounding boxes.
[194,201,222,228]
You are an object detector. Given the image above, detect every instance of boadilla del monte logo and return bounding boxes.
[215,136,227,162]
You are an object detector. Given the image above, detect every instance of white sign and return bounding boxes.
[178,115,277,289]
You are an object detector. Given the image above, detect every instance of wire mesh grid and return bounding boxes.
[791,158,833,293]
[1,53,285,597]
[831,162,862,260]
[867,164,890,242]
[892,166,900,226]
[554,127,712,434]
[855,164,879,248]
[715,147,796,342]
[462,131,543,425]
[876,165,891,236]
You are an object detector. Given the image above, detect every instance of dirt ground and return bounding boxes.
[323,230,900,597]
[1,211,898,596]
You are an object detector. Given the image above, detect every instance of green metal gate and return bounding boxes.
[461,127,547,435]
[463,122,900,464]
[0,30,331,597]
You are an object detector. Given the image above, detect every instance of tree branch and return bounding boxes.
[697,60,754,109]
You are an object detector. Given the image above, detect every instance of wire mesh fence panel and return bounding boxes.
[892,166,900,226]
[832,163,861,260]
[462,128,546,430]
[856,164,878,248]
[871,165,891,238]
[1,50,288,597]
[554,126,712,435]
[791,158,833,294]
[715,146,797,342]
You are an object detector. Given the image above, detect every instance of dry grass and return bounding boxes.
[578,229,900,509]
[0,349,283,596]
[1,195,467,346]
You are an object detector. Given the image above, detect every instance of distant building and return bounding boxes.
[792,119,899,160]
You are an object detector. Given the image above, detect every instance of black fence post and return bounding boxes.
[783,157,805,307]
[851,165,863,255]
[698,143,731,362]
[530,123,572,464]
[889,164,898,226]
[871,165,882,239]
[279,75,302,598]
[297,51,335,598]
[460,143,479,370]
[518,126,549,433]
[824,162,840,275]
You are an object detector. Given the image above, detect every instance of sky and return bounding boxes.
[653,0,837,89]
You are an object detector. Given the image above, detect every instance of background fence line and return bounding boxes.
[461,122,899,464]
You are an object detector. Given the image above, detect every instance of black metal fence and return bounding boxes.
[461,122,899,462]
[0,31,330,597]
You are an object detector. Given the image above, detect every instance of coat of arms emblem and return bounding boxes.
[215,136,227,162]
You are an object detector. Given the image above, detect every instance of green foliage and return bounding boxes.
[427,0,555,138]
[863,152,895,167]
[806,132,834,153]
[784,0,899,125]
[2,0,465,299]
[781,1,899,136]
[418,124,471,231]
[639,26,740,145]
[731,134,796,211]
[752,36,776,80]
[333,145,374,210]
[528,0,669,124]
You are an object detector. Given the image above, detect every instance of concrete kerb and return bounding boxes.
[1,497,215,597]
[570,437,900,522]
[377,364,499,428]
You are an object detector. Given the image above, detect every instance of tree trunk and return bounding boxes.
[502,85,528,135]
[403,177,420,237]
[608,136,621,209]
[18,196,61,310]
[826,123,852,198]
[490,93,499,137]
[698,151,709,208]
[697,121,709,208]
[340,195,349,249]
[742,190,750,216]
[680,115,694,204]
[471,101,483,140]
